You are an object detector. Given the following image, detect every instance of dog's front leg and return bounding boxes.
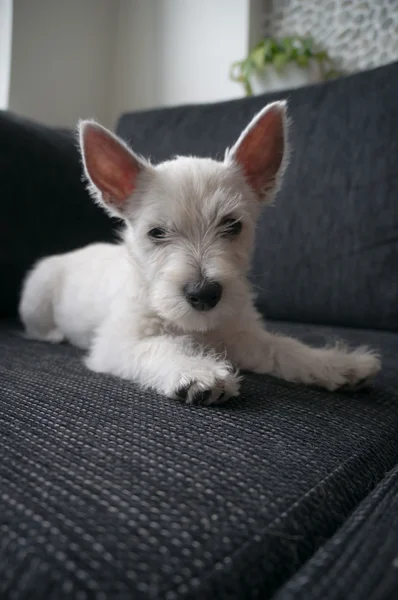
[225,311,381,391]
[86,315,240,405]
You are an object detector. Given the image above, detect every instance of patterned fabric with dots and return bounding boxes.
[1,320,398,599]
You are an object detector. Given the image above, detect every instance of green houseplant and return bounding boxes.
[230,36,340,96]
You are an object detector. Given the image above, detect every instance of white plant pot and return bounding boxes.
[249,61,323,94]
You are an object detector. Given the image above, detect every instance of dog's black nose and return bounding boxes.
[184,280,222,311]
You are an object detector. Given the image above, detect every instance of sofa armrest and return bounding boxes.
[0,111,114,318]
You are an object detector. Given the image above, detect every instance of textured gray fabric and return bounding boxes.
[117,61,398,331]
[275,465,398,600]
[1,320,398,599]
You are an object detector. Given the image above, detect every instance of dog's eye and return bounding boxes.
[148,227,167,240]
[220,218,243,237]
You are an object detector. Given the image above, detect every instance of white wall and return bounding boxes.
[110,0,251,124]
[110,0,158,126]
[9,0,116,128]
[8,0,254,128]
[154,0,248,108]
[0,0,13,109]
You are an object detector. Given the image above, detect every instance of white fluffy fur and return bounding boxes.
[19,102,381,405]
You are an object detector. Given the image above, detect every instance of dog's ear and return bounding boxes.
[79,120,151,218]
[226,101,288,202]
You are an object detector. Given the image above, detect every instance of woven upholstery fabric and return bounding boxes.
[1,320,398,599]
[0,111,114,318]
[275,465,398,600]
[117,61,398,331]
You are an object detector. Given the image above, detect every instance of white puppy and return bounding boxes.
[19,102,380,404]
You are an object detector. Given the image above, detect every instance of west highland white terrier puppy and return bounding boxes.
[19,102,380,405]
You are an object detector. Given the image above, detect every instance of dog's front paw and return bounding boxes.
[313,345,381,391]
[171,362,241,405]
[337,347,381,391]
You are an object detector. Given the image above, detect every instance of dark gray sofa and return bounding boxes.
[1,60,398,600]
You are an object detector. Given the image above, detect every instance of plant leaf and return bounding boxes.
[274,53,288,72]
[229,61,243,82]
[296,55,309,67]
[231,34,339,90]
[251,45,265,70]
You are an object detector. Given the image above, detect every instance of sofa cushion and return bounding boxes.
[275,465,398,600]
[1,321,397,599]
[117,61,398,331]
[0,111,114,317]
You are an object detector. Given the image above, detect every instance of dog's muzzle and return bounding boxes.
[183,280,222,311]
